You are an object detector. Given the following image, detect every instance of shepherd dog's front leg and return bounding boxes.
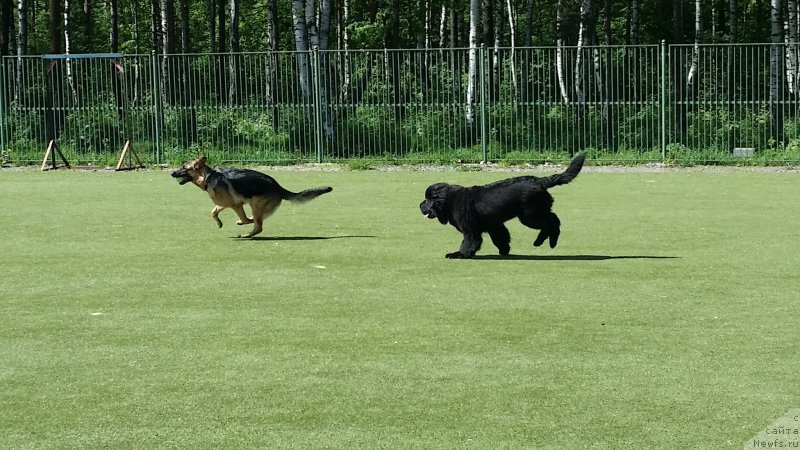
[211,205,225,228]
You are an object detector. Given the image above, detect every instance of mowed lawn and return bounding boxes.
[1,166,798,449]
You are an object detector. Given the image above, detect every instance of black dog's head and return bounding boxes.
[420,183,456,225]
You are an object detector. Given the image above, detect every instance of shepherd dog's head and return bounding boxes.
[419,183,459,225]
[170,156,209,186]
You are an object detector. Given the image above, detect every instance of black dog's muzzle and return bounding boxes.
[419,201,437,219]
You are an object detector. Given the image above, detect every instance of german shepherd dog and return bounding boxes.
[171,156,332,238]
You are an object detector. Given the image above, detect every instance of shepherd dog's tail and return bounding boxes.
[282,186,333,203]
[540,153,586,189]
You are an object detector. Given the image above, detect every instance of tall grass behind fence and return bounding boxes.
[2,44,800,166]
[670,43,800,162]
[157,52,317,165]
[487,45,663,162]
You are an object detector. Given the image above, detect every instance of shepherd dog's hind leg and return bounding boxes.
[239,196,282,238]
[232,204,253,225]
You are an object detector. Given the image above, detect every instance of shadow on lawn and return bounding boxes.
[473,254,679,261]
[234,235,376,241]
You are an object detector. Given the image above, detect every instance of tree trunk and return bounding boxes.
[574,0,596,105]
[481,0,494,101]
[786,0,798,93]
[0,0,11,56]
[109,0,119,52]
[207,0,216,53]
[575,0,597,151]
[686,0,701,94]
[47,0,64,143]
[556,0,569,103]
[506,0,517,99]
[292,0,312,150]
[672,0,687,143]
[228,0,239,105]
[161,0,175,105]
[150,0,161,54]
[64,0,78,104]
[521,0,534,111]
[388,0,403,121]
[180,0,196,144]
[82,0,91,42]
[729,0,738,42]
[110,0,125,121]
[267,0,279,130]
[628,0,639,44]
[15,0,28,102]
[439,4,446,49]
[771,0,786,147]
[726,0,737,105]
[318,0,335,143]
[603,0,617,149]
[466,0,479,125]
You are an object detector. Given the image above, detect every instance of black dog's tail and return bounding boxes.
[539,153,586,188]
[282,186,333,203]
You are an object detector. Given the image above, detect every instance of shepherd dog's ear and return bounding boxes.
[193,155,207,170]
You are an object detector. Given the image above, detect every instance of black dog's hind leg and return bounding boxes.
[488,225,511,256]
[521,211,561,249]
[446,232,483,259]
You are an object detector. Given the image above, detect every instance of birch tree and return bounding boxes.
[770,0,786,145]
[466,0,479,124]
[180,0,197,143]
[505,0,517,99]
[207,0,216,52]
[82,0,91,42]
[786,0,798,93]
[292,0,311,108]
[317,0,335,141]
[672,0,686,140]
[555,0,569,103]
[63,0,78,103]
[574,0,597,107]
[47,0,64,143]
[161,0,175,104]
[267,0,279,129]
[0,0,11,55]
[228,0,240,104]
[629,0,639,44]
[338,0,351,104]
[686,0,701,94]
[15,0,28,102]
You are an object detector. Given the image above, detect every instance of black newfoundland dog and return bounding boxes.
[419,153,585,259]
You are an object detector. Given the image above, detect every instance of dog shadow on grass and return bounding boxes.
[233,235,376,241]
[473,254,679,261]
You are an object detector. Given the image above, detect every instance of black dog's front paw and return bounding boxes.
[445,251,471,259]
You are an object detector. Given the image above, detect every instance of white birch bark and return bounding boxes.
[506,0,517,99]
[63,0,78,104]
[556,0,569,103]
[466,0,479,124]
[15,0,28,103]
[686,0,701,90]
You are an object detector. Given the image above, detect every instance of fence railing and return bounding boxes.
[1,43,799,166]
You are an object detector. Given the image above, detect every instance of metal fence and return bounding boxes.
[1,43,799,166]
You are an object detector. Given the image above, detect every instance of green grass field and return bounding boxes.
[1,166,798,448]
